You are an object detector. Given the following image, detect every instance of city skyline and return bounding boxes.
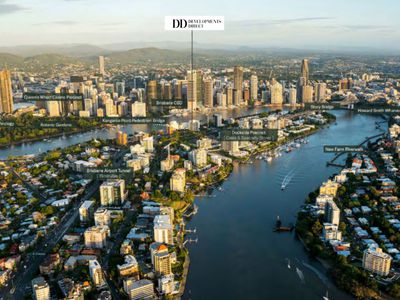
[0,0,400,52]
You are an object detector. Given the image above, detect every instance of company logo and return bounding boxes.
[165,16,224,31]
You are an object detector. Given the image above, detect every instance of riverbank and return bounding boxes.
[0,125,104,149]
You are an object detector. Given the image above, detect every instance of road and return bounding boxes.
[1,148,128,299]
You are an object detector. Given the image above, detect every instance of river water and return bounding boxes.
[183,110,386,300]
[0,109,385,300]
[0,106,270,159]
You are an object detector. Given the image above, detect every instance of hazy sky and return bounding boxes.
[1,0,400,50]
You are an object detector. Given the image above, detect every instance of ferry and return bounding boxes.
[274,216,294,232]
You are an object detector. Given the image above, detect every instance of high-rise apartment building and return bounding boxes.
[250,74,258,100]
[153,244,172,276]
[32,277,50,300]
[89,259,105,287]
[233,66,244,104]
[100,179,126,206]
[314,83,327,102]
[84,226,109,249]
[98,56,105,76]
[325,199,340,226]
[203,78,214,107]
[0,70,13,114]
[301,59,309,83]
[363,248,392,276]
[170,168,186,193]
[270,80,283,105]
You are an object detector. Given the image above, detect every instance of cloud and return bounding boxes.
[33,21,80,26]
[0,0,27,15]
[230,17,333,27]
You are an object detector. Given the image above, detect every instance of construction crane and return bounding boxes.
[163,143,171,159]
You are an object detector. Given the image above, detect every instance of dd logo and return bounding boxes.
[173,19,188,28]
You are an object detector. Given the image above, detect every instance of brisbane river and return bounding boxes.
[0,109,386,299]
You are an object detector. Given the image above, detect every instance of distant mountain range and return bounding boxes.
[0,41,398,69]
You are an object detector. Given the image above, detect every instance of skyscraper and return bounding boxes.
[314,83,327,102]
[233,66,244,104]
[270,79,283,105]
[187,70,197,110]
[203,78,213,107]
[250,74,258,100]
[0,70,14,114]
[98,56,105,76]
[301,59,309,83]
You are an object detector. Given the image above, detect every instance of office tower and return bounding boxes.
[79,200,95,223]
[84,226,109,249]
[233,89,240,106]
[32,277,50,300]
[94,208,111,227]
[296,77,306,103]
[153,244,172,276]
[174,81,183,99]
[270,79,283,105]
[0,70,14,113]
[97,108,104,117]
[170,168,186,193]
[301,59,309,83]
[46,101,61,117]
[339,78,353,91]
[188,149,208,168]
[187,70,202,110]
[250,74,258,100]
[153,215,174,245]
[325,199,340,226]
[115,81,125,96]
[127,279,155,300]
[89,260,105,287]
[363,248,392,276]
[288,88,297,105]
[118,101,128,116]
[100,179,126,206]
[219,92,227,107]
[226,86,233,106]
[203,78,213,107]
[84,98,93,115]
[302,85,314,103]
[243,87,250,102]
[314,83,327,102]
[104,98,116,116]
[233,66,244,104]
[161,82,172,99]
[98,56,105,76]
[131,102,147,117]
[146,80,158,103]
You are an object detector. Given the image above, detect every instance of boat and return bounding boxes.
[287,258,291,269]
[266,156,273,162]
[285,146,292,153]
[281,183,286,190]
[323,291,329,300]
[274,216,294,232]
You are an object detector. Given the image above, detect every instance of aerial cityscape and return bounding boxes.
[1,0,400,300]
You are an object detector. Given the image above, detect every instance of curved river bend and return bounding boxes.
[0,109,385,300]
[183,110,385,300]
